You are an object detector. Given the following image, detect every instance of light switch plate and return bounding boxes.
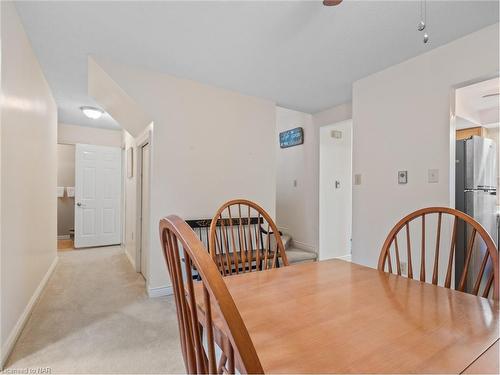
[354,174,362,185]
[428,169,439,183]
[398,171,408,184]
[331,130,342,139]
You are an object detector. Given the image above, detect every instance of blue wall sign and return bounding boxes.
[279,127,304,149]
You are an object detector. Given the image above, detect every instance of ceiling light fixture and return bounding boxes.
[418,0,429,44]
[80,106,104,120]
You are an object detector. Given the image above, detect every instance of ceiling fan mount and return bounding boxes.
[323,0,343,6]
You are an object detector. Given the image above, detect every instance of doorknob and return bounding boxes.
[76,202,85,207]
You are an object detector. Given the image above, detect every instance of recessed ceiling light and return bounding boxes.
[80,106,104,120]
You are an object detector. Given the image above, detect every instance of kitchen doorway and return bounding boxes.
[451,76,499,292]
[319,119,353,261]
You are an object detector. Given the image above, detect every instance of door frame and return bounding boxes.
[135,129,152,281]
[449,73,500,209]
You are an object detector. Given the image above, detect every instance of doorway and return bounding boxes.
[74,144,122,248]
[57,143,76,250]
[319,120,353,260]
[451,76,499,291]
[138,143,151,280]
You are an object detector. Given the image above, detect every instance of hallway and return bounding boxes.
[5,246,184,374]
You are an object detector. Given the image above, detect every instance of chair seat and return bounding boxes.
[213,247,317,266]
[214,249,276,266]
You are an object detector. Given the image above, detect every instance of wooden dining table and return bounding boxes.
[198,259,499,374]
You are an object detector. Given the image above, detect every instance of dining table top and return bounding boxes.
[210,259,499,374]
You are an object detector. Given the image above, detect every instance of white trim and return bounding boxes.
[335,254,352,262]
[1,256,58,368]
[147,285,173,298]
[135,126,152,148]
[135,126,153,279]
[123,244,136,270]
[121,146,127,250]
[277,226,290,234]
[57,235,70,240]
[291,240,317,254]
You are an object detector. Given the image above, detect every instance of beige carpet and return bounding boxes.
[5,246,185,374]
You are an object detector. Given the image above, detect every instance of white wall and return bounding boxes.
[319,120,352,260]
[351,23,499,270]
[58,123,122,147]
[275,104,352,253]
[88,58,151,138]
[314,102,353,128]
[90,58,276,295]
[1,1,57,366]
[275,107,316,252]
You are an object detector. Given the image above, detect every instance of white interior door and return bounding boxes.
[140,143,150,280]
[75,144,122,248]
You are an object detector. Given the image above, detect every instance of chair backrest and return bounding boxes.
[378,207,499,300]
[159,215,264,374]
[209,199,288,276]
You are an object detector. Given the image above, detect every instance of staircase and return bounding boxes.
[281,234,317,264]
[186,218,317,265]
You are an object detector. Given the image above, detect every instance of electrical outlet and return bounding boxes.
[400,261,407,275]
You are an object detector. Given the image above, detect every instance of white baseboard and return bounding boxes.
[57,235,70,240]
[1,256,58,369]
[335,254,352,262]
[147,285,173,298]
[123,246,136,270]
[291,240,317,254]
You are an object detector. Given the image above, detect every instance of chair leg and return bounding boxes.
[227,345,235,374]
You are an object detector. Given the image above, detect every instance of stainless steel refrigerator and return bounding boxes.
[455,136,498,294]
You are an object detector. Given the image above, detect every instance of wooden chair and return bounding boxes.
[378,207,499,300]
[159,215,264,374]
[209,199,289,276]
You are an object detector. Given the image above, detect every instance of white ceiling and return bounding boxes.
[456,77,500,128]
[14,1,499,130]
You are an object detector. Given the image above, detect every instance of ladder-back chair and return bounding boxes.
[159,215,264,374]
[378,207,499,300]
[209,199,288,275]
